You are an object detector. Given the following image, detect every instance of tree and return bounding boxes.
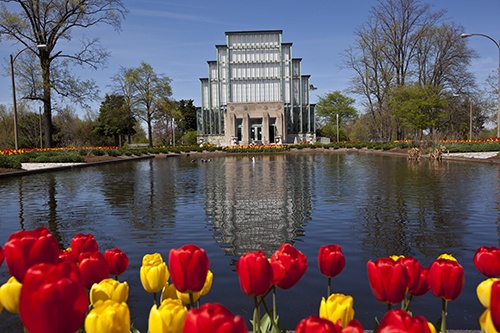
[177,99,197,133]
[0,0,127,148]
[388,84,447,138]
[315,91,358,126]
[113,62,173,147]
[93,94,136,146]
[343,0,475,140]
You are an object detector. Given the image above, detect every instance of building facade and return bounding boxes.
[198,30,315,146]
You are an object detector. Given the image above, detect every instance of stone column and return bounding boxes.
[263,112,269,144]
[242,113,250,144]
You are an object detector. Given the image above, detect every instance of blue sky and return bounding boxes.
[1,0,500,116]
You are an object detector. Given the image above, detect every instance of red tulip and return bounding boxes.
[78,251,109,289]
[366,257,408,304]
[19,261,88,333]
[4,226,60,282]
[270,243,308,289]
[71,233,98,262]
[377,309,433,333]
[318,244,346,278]
[0,245,4,268]
[428,254,464,301]
[104,248,129,276]
[295,315,341,333]
[491,280,500,331]
[182,303,248,333]
[341,320,364,333]
[474,246,500,278]
[236,251,273,297]
[399,256,429,297]
[409,266,430,297]
[58,248,74,263]
[169,244,210,293]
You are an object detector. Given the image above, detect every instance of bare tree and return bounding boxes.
[0,0,127,147]
[343,0,475,140]
[112,62,173,147]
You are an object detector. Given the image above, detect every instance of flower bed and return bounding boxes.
[1,227,500,332]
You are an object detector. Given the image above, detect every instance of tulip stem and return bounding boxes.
[189,292,195,309]
[273,286,277,329]
[254,296,261,333]
[327,277,331,296]
[441,299,448,333]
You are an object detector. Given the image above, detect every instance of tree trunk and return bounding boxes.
[40,52,53,148]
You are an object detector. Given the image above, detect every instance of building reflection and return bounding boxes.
[203,154,314,256]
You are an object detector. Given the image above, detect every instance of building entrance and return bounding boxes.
[251,124,262,143]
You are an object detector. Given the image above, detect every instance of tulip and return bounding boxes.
[104,248,129,277]
[71,233,98,261]
[428,254,464,301]
[319,293,355,327]
[4,226,60,282]
[175,270,213,305]
[377,309,434,333]
[182,302,248,333]
[491,280,500,332]
[474,246,500,278]
[318,244,346,278]
[295,315,341,333]
[408,266,430,297]
[90,278,129,304]
[428,254,464,333]
[169,244,210,293]
[0,276,22,314]
[19,261,88,333]
[479,309,499,333]
[160,283,179,303]
[236,250,273,297]
[270,243,307,289]
[141,253,169,294]
[78,251,110,289]
[477,278,500,308]
[85,299,130,333]
[366,257,409,305]
[149,298,187,333]
[341,319,364,333]
[59,248,74,262]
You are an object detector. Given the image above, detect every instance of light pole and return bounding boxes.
[461,33,500,138]
[10,44,47,150]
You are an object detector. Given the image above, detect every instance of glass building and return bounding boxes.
[198,30,315,146]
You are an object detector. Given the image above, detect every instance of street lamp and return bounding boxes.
[460,33,500,138]
[10,44,47,149]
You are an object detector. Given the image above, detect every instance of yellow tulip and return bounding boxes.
[480,309,500,333]
[389,255,404,261]
[477,278,500,308]
[85,300,130,333]
[176,289,201,305]
[148,298,187,333]
[160,283,179,303]
[90,278,129,304]
[200,270,213,296]
[319,293,355,327]
[0,276,22,314]
[140,253,169,293]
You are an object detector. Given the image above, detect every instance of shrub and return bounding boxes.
[0,155,22,169]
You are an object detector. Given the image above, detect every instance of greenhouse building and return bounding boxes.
[198,30,315,146]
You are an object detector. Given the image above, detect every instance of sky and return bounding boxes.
[1,0,500,117]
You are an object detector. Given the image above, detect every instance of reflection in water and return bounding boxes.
[203,154,313,256]
[18,177,24,230]
[358,158,470,258]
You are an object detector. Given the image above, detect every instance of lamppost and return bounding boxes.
[10,44,47,149]
[460,33,500,138]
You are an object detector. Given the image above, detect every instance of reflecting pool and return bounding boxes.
[0,152,499,331]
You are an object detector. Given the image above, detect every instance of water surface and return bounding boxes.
[0,152,499,331]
